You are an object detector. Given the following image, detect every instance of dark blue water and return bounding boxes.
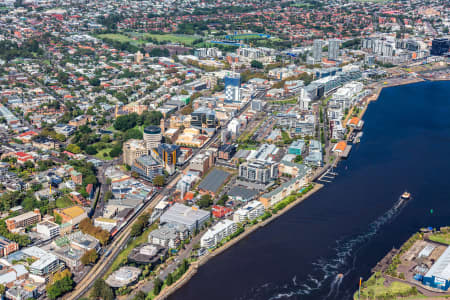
[169,81,450,300]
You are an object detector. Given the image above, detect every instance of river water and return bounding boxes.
[169,81,450,300]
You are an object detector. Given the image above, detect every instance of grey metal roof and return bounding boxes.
[228,186,258,200]
[160,203,210,228]
[198,169,230,194]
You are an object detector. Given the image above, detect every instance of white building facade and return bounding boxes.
[200,219,237,249]
[233,200,265,223]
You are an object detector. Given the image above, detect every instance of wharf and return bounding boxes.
[341,145,352,158]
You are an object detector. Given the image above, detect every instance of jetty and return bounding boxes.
[317,167,338,183]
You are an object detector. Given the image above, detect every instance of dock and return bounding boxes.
[337,145,352,159]
[317,168,338,183]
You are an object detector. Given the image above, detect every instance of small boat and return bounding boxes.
[394,191,412,210]
[401,191,411,200]
[337,273,344,279]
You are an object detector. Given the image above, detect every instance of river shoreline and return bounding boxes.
[155,184,324,300]
[152,77,441,300]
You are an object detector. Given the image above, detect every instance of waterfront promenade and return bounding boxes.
[155,183,324,300]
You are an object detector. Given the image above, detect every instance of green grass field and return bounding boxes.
[355,274,418,299]
[97,33,143,45]
[134,33,200,46]
[429,233,450,245]
[98,32,202,47]
[94,148,113,161]
[56,196,74,209]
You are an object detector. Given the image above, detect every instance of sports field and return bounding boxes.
[97,32,201,46]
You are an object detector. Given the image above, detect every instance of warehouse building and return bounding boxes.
[423,246,450,290]
[160,203,210,233]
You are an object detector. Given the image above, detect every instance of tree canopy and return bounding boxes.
[91,279,115,300]
[46,270,74,300]
[81,249,99,265]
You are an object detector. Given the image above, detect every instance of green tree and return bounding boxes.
[91,279,114,300]
[133,291,147,300]
[152,175,165,187]
[23,160,34,169]
[57,72,69,84]
[198,194,213,208]
[81,249,98,265]
[180,259,189,273]
[55,133,66,142]
[66,144,81,154]
[125,128,143,140]
[85,145,98,155]
[54,214,63,225]
[217,194,228,206]
[114,113,138,131]
[166,273,174,286]
[84,174,98,185]
[104,191,113,202]
[101,134,111,143]
[89,77,101,86]
[46,272,74,299]
[251,60,263,69]
[109,146,122,158]
[153,278,163,295]
[130,213,150,237]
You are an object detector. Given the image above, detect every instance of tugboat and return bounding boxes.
[401,191,411,200]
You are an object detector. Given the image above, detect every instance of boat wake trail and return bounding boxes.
[246,197,408,300]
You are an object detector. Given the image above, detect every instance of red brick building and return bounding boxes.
[0,236,19,257]
[70,170,83,185]
[212,205,233,218]
[6,209,41,231]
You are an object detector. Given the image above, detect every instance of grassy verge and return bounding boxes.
[355,273,419,299]
[103,222,159,279]
[271,184,314,214]
[429,232,450,245]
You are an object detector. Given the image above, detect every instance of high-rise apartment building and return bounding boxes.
[328,39,340,60]
[224,73,241,102]
[313,39,323,62]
